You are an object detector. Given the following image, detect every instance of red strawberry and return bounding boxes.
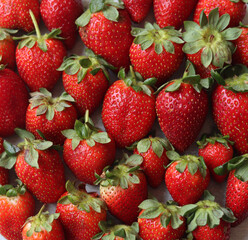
[156,62,209,152]
[129,22,184,86]
[15,11,67,92]
[165,154,210,205]
[198,134,234,182]
[0,138,8,185]
[76,0,133,70]
[183,8,242,78]
[56,181,107,240]
[26,88,77,145]
[102,68,156,148]
[58,49,112,116]
[138,199,186,240]
[95,154,148,224]
[40,0,83,49]
[194,0,247,27]
[0,181,35,240]
[0,0,40,32]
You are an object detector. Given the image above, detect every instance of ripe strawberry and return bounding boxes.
[129,22,184,86]
[56,181,107,240]
[40,0,83,49]
[0,0,40,32]
[62,110,116,185]
[102,68,156,148]
[156,62,209,152]
[183,8,242,78]
[26,88,77,145]
[0,180,35,240]
[154,0,198,29]
[165,154,210,205]
[198,134,234,182]
[15,11,67,92]
[58,49,112,116]
[0,138,8,185]
[194,0,247,27]
[0,66,29,137]
[95,154,148,224]
[76,0,133,70]
[138,199,186,240]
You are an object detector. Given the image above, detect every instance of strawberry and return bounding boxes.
[194,0,247,27]
[138,199,186,240]
[15,11,67,92]
[154,0,198,29]
[56,180,107,240]
[0,0,40,32]
[0,180,35,240]
[198,134,234,182]
[182,8,242,78]
[40,0,83,49]
[165,153,210,205]
[0,66,29,137]
[129,22,184,86]
[156,62,209,152]
[58,49,112,116]
[0,138,8,185]
[102,67,156,148]
[181,191,236,240]
[95,154,148,224]
[76,0,133,70]
[26,88,77,145]
[22,205,65,240]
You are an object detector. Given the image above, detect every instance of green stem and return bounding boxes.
[129,66,137,84]
[85,110,89,123]
[29,10,41,40]
[37,205,46,218]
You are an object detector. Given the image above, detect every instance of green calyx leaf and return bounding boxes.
[0,140,19,169]
[197,134,234,149]
[230,0,248,2]
[0,179,26,197]
[0,28,18,40]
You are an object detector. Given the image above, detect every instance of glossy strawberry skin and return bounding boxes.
[79,10,133,70]
[156,83,208,152]
[62,69,109,116]
[0,36,15,69]
[0,0,40,32]
[16,40,67,92]
[0,137,8,185]
[15,149,66,203]
[0,69,29,137]
[40,0,83,49]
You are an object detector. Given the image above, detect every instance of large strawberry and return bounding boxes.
[0,138,8,185]
[15,11,67,92]
[95,154,148,224]
[154,0,198,29]
[58,49,112,116]
[76,0,133,70]
[26,88,77,145]
[156,62,209,152]
[0,0,40,32]
[183,8,242,78]
[129,22,184,86]
[102,67,156,148]
[0,180,35,240]
[56,180,107,240]
[40,0,83,49]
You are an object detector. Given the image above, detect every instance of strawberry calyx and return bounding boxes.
[0,56,5,70]
[197,134,234,149]
[0,179,26,197]
[0,28,17,41]
[183,8,242,68]
[230,0,248,2]
[76,0,124,27]
[139,199,184,229]
[131,22,184,55]
[58,180,106,213]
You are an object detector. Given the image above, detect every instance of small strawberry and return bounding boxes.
[56,180,107,240]
[154,0,198,29]
[76,0,133,70]
[183,8,242,78]
[198,134,234,182]
[40,0,84,49]
[0,0,40,32]
[102,67,156,148]
[95,154,148,224]
[129,22,184,86]
[0,180,35,240]
[58,49,113,116]
[26,88,77,145]
[165,153,210,205]
[0,138,8,185]
[15,10,67,92]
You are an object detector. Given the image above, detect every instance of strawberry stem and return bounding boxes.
[29,10,41,40]
[37,205,46,218]
[130,66,137,84]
